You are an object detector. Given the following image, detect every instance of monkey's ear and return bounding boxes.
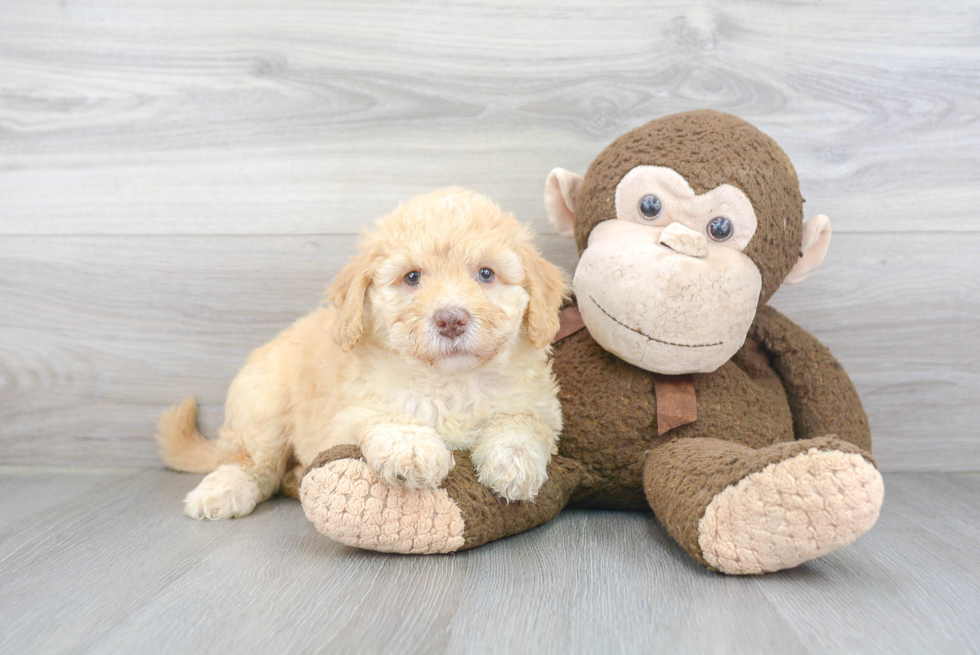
[327,249,378,351]
[784,214,832,285]
[544,168,584,239]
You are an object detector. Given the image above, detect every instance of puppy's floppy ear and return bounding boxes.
[517,237,569,349]
[327,248,378,352]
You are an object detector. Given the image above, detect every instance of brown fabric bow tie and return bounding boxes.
[553,305,698,435]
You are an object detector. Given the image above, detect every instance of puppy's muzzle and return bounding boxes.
[433,308,470,340]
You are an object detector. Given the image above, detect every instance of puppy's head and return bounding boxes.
[328,188,567,371]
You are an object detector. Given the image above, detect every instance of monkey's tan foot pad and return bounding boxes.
[300,456,465,554]
[698,448,884,575]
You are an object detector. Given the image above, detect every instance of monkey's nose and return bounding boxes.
[433,308,470,340]
[658,222,707,258]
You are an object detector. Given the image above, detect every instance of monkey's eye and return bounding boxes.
[404,270,422,286]
[638,194,663,219]
[707,217,734,242]
[477,267,495,283]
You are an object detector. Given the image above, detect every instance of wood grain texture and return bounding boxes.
[0,0,978,235]
[0,465,135,534]
[2,2,976,651]
[1,232,977,470]
[1,0,978,471]
[0,469,978,654]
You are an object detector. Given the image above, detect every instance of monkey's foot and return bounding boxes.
[299,446,465,554]
[697,448,884,575]
[301,446,587,554]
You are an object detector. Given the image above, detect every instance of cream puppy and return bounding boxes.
[156,189,568,520]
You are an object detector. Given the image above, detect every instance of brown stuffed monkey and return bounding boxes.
[299,110,884,574]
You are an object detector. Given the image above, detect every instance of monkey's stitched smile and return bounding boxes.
[587,295,723,348]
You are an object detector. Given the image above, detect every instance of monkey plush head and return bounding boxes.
[545,110,832,374]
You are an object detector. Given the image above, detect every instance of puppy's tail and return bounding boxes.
[155,397,218,474]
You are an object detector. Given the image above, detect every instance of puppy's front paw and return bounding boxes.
[184,465,262,520]
[362,424,453,490]
[473,438,551,502]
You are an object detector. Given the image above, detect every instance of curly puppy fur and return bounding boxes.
[156,189,568,519]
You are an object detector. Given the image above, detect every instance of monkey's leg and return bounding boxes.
[643,435,884,575]
[299,445,585,554]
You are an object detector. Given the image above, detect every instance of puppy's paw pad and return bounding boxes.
[698,449,884,574]
[300,458,465,554]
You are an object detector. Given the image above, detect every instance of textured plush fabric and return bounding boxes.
[642,435,873,568]
[302,446,586,552]
[573,110,803,306]
[443,451,586,551]
[697,448,884,574]
[751,305,872,451]
[300,445,465,554]
[307,444,362,472]
[574,217,764,374]
[554,317,798,510]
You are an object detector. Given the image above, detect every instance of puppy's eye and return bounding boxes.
[404,271,422,286]
[707,216,734,242]
[477,268,495,283]
[638,194,662,219]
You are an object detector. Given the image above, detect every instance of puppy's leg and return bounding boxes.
[279,463,306,500]
[184,461,281,520]
[472,414,558,502]
[183,363,290,520]
[359,417,454,490]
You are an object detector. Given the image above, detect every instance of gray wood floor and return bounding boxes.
[1,468,978,655]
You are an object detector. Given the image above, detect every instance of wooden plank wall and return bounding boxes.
[1,0,977,470]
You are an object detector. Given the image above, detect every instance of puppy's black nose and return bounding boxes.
[433,308,470,340]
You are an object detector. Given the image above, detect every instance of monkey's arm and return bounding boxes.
[749,305,872,452]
